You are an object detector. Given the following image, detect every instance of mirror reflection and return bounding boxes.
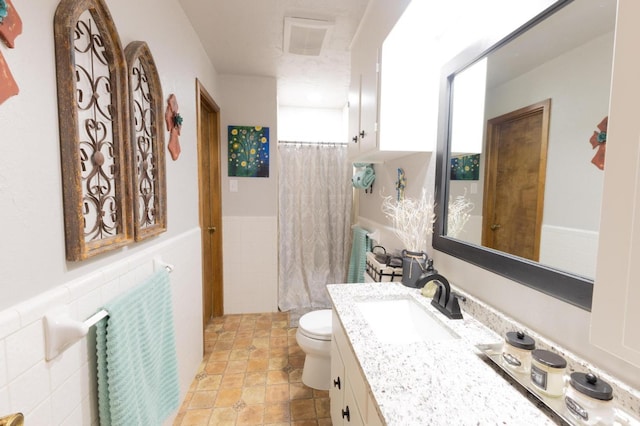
[445,0,616,280]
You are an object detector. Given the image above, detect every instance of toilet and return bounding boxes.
[295,309,332,390]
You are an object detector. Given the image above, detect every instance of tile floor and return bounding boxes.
[173,312,332,426]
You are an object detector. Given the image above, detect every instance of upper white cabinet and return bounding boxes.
[348,41,379,158]
[347,0,413,162]
[590,0,640,368]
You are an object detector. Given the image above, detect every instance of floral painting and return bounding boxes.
[451,153,480,180]
[228,125,269,177]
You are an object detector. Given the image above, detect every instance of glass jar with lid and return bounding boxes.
[530,349,567,397]
[565,372,614,425]
[502,331,535,373]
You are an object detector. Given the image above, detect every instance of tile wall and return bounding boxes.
[0,229,203,425]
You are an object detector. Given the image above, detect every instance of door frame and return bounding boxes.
[482,98,551,261]
[196,79,224,325]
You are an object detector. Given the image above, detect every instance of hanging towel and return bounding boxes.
[347,226,371,282]
[352,164,375,189]
[96,269,179,426]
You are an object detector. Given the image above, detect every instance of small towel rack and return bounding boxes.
[44,257,174,361]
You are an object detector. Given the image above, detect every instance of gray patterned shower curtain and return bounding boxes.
[277,142,352,312]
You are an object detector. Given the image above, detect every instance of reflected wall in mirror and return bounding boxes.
[434,0,617,310]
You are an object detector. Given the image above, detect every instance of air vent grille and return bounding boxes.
[284,17,333,56]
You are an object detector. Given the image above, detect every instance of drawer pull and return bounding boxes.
[342,406,351,421]
[333,377,341,389]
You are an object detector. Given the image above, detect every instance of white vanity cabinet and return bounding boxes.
[330,310,384,426]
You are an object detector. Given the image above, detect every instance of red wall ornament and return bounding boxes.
[0,0,22,48]
[589,116,608,170]
[0,0,22,105]
[164,94,182,160]
[0,51,17,104]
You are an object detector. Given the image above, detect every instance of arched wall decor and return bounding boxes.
[125,41,167,241]
[54,0,133,261]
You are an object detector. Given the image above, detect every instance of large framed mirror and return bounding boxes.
[433,0,617,311]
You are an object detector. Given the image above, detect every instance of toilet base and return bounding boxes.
[301,352,331,391]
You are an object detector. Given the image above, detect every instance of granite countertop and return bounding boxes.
[327,282,562,425]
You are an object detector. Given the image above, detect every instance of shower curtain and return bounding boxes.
[278,142,352,312]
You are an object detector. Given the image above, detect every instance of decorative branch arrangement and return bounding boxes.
[381,189,436,252]
[447,191,474,238]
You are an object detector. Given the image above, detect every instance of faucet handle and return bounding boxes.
[445,292,464,319]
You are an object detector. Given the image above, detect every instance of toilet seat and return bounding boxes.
[298,309,332,341]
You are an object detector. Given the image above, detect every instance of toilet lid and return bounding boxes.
[298,309,332,341]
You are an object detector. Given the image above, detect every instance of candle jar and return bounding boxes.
[502,331,535,374]
[565,372,614,425]
[530,349,567,397]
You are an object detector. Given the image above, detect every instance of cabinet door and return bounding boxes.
[358,47,380,154]
[343,384,365,426]
[591,0,640,368]
[330,340,346,425]
[366,392,384,426]
[348,72,362,159]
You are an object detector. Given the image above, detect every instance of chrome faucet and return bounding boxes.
[415,269,463,320]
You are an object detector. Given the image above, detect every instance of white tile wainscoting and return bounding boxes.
[0,229,203,425]
[222,216,278,315]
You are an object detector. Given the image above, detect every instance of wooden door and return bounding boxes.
[482,99,550,261]
[196,80,223,326]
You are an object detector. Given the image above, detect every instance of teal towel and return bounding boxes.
[347,226,371,283]
[96,270,179,426]
[352,165,375,189]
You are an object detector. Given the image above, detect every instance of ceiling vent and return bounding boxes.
[283,17,334,56]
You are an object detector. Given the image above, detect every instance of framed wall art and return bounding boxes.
[228,125,269,178]
[451,153,480,181]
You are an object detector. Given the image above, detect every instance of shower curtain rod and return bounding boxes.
[278,141,348,146]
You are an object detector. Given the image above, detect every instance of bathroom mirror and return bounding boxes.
[433,0,617,310]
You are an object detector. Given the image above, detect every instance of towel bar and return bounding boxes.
[44,258,175,361]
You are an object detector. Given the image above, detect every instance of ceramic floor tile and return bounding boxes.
[174,312,332,426]
[220,373,245,389]
[290,399,317,421]
[265,384,290,403]
[264,402,291,423]
[244,371,267,387]
[241,386,266,405]
[189,391,218,409]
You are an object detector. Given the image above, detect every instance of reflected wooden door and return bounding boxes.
[197,80,223,327]
[482,99,550,261]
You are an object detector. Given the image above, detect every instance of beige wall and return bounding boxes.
[218,75,279,313]
[0,0,218,423]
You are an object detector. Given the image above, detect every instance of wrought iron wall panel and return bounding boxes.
[54,0,132,261]
[125,41,167,241]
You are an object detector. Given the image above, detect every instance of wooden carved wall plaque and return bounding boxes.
[54,0,133,260]
[125,41,167,241]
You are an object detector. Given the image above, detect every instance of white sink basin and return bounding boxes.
[356,298,459,344]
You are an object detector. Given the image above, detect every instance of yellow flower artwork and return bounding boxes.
[228,125,269,177]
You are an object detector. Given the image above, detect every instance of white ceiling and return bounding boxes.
[178,0,370,109]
